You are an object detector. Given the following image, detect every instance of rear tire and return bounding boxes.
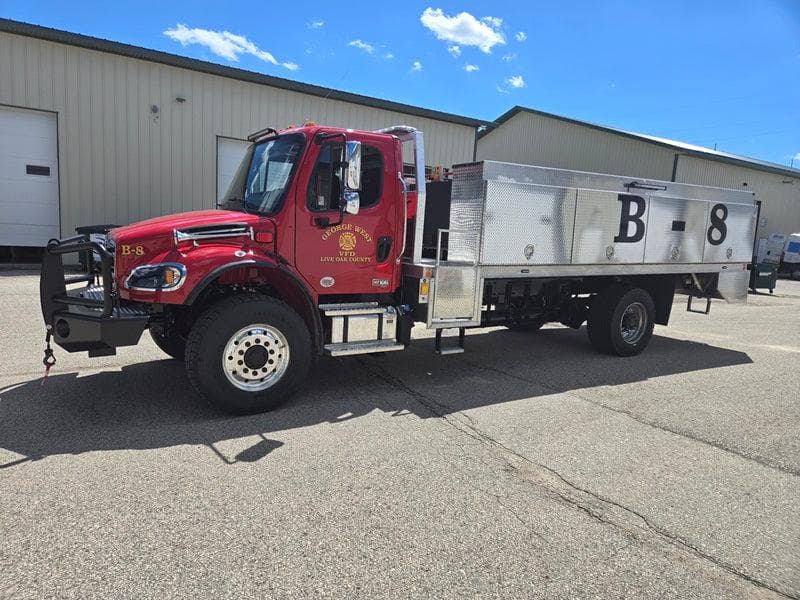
[185,294,312,414]
[587,285,655,356]
[149,328,187,361]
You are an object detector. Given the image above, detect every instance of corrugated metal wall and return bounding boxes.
[0,31,476,236]
[675,156,800,239]
[476,111,675,180]
[477,110,800,242]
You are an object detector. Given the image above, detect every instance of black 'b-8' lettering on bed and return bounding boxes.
[614,194,646,243]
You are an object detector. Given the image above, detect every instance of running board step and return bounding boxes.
[319,302,380,315]
[435,328,465,355]
[324,340,405,357]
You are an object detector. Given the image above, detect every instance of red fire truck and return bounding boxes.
[40,124,756,413]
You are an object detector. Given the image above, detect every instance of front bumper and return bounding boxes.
[40,235,150,356]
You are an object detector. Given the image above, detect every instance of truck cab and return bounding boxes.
[41,125,422,413]
[110,125,409,305]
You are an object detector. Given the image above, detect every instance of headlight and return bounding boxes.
[124,263,186,291]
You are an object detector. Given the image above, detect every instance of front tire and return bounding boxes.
[185,294,312,414]
[587,285,655,356]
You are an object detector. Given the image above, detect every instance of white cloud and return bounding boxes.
[516,31,527,42]
[411,60,423,72]
[164,24,299,70]
[502,52,516,62]
[507,74,526,88]
[496,85,510,95]
[307,20,324,29]
[464,64,479,72]
[448,45,461,58]
[383,52,394,59]
[792,152,800,160]
[420,7,506,53]
[348,39,375,54]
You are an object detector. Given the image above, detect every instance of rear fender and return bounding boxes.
[629,274,676,326]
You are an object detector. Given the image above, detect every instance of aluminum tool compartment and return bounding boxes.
[423,160,757,326]
[445,160,757,268]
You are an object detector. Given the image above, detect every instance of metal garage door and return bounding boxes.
[217,137,251,202]
[0,106,59,246]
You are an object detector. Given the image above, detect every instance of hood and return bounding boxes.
[110,209,263,244]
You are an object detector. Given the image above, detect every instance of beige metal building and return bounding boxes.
[0,19,482,247]
[477,106,800,242]
[3,17,796,251]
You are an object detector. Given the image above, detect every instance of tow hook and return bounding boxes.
[41,327,57,385]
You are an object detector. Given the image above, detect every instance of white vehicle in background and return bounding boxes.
[762,233,800,279]
[782,233,800,279]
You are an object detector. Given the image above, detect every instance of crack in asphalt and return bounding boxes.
[463,358,800,479]
[358,357,797,600]
[480,488,550,546]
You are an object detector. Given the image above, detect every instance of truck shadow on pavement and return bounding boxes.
[0,327,752,467]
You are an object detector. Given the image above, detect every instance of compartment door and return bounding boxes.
[572,190,648,264]
[702,201,757,263]
[644,196,707,263]
[480,181,576,265]
[430,265,480,326]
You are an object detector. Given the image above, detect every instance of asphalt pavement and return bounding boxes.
[1,271,798,599]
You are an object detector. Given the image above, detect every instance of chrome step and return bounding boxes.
[320,302,387,316]
[322,306,387,317]
[319,301,378,311]
[324,340,405,357]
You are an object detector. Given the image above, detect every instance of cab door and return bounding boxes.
[294,135,400,296]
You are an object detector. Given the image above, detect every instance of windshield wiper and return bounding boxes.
[217,197,249,214]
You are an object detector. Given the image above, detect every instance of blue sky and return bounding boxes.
[2,0,799,167]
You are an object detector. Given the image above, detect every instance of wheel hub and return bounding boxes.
[243,345,269,370]
[222,324,290,391]
[620,302,647,344]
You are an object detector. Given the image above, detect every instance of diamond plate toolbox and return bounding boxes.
[480,181,576,265]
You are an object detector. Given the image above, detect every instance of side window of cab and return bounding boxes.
[307,143,383,211]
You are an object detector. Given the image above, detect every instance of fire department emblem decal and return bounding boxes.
[320,224,373,263]
[338,232,357,252]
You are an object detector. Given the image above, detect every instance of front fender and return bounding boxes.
[193,254,325,355]
[119,246,273,305]
[122,247,324,354]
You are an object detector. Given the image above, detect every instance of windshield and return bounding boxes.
[243,134,304,214]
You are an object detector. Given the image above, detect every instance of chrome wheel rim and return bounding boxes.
[222,324,290,392]
[620,302,647,344]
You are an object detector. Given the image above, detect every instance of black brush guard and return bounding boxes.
[40,235,150,356]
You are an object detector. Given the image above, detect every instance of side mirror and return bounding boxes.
[344,141,362,190]
[343,191,360,215]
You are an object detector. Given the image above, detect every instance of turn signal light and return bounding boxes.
[164,268,178,287]
[255,232,274,243]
